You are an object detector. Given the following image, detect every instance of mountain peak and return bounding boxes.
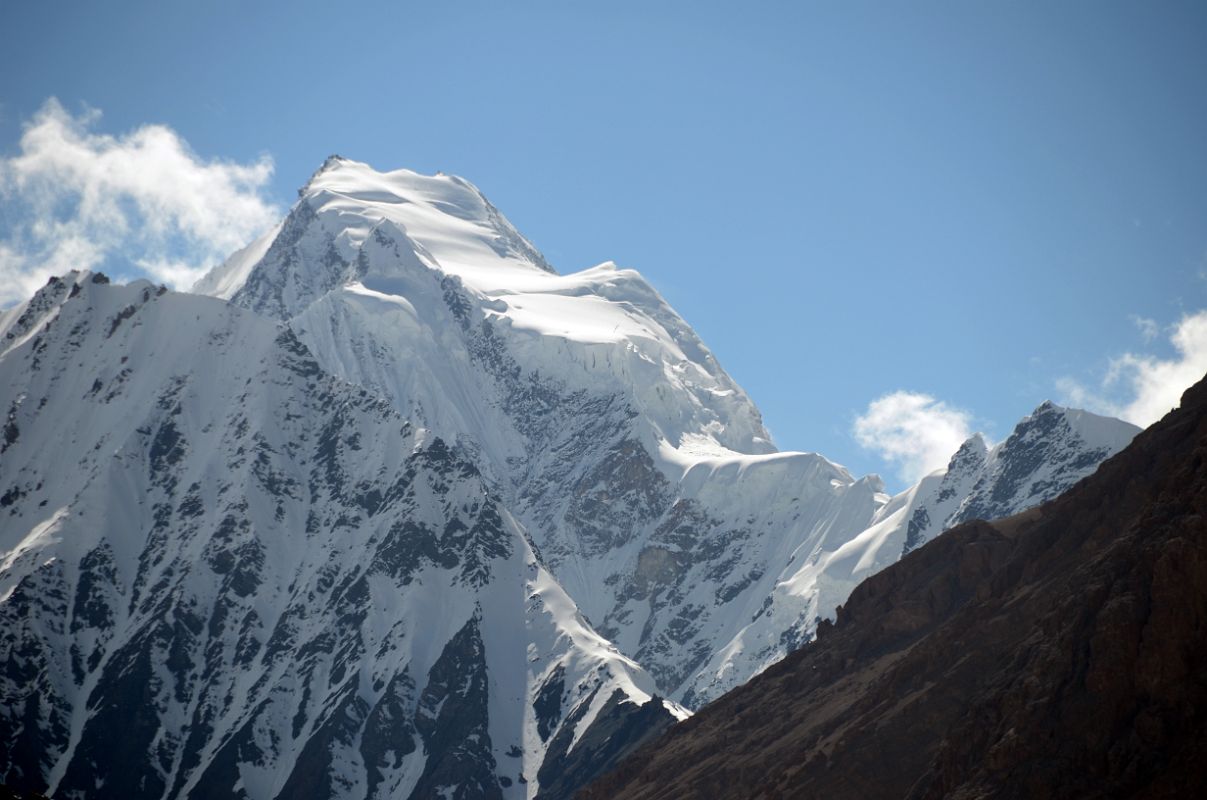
[299,157,557,277]
[197,158,558,313]
[296,153,352,196]
[961,431,990,453]
[944,431,990,475]
[1,270,118,356]
[1016,400,1140,454]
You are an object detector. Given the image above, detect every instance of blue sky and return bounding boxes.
[2,0,1206,488]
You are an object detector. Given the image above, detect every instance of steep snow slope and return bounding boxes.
[0,272,680,800]
[194,157,1137,709]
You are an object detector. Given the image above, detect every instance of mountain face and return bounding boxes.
[0,158,1139,799]
[0,273,679,800]
[191,157,880,707]
[580,376,1207,800]
[193,157,1138,708]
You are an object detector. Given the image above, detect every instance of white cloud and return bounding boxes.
[0,98,280,306]
[1059,310,1207,427]
[1054,376,1098,412]
[853,391,975,484]
[1109,311,1207,425]
[1130,314,1159,343]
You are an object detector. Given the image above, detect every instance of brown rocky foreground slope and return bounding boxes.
[581,376,1207,800]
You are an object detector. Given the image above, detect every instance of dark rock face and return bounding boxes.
[902,405,1138,559]
[0,785,50,800]
[582,376,1207,799]
[957,402,1114,524]
[565,439,672,557]
[411,614,501,800]
[231,199,360,321]
[536,690,676,800]
[534,664,566,743]
[359,669,418,798]
[0,563,72,794]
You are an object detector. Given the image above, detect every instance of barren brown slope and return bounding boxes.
[581,375,1207,800]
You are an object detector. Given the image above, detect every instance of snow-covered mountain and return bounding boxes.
[0,272,682,800]
[0,157,1140,798]
[193,157,1139,706]
[192,157,891,708]
[681,400,1141,704]
[900,402,1140,556]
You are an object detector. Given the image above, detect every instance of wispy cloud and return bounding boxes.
[853,391,976,484]
[1130,314,1159,343]
[1059,310,1207,427]
[0,98,281,306]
